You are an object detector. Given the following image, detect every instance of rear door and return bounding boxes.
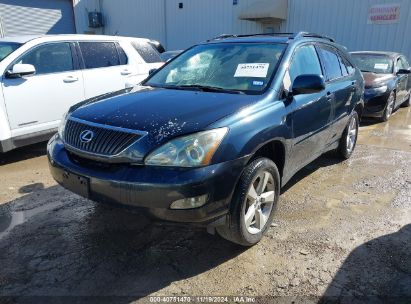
[394,57,407,104]
[396,56,410,104]
[2,42,84,134]
[78,41,132,99]
[287,44,332,171]
[317,44,355,143]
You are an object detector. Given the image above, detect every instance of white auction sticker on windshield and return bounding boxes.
[374,63,389,70]
[234,63,270,78]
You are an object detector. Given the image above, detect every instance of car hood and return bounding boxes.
[70,85,261,148]
[362,72,394,88]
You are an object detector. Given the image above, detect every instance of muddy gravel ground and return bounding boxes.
[0,107,410,303]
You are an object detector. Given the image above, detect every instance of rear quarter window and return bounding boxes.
[131,41,162,63]
[79,42,121,69]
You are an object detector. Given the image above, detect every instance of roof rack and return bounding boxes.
[294,32,335,42]
[208,32,335,42]
[209,33,295,41]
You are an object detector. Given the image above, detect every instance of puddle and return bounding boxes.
[0,202,63,241]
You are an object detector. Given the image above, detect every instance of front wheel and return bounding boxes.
[381,91,396,121]
[338,112,359,159]
[216,158,280,246]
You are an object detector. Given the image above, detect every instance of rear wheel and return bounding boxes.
[216,158,280,246]
[338,112,359,159]
[381,91,395,121]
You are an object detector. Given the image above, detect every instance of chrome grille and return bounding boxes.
[64,119,141,156]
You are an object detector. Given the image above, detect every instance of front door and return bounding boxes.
[2,42,84,135]
[286,44,332,172]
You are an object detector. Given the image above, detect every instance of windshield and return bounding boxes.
[351,54,393,74]
[0,42,21,62]
[145,43,286,94]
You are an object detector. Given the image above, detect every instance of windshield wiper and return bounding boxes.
[173,84,245,95]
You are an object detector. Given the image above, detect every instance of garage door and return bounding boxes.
[0,0,75,36]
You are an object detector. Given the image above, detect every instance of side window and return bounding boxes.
[400,56,410,68]
[116,44,128,65]
[288,44,323,83]
[338,56,349,77]
[318,46,343,81]
[18,43,73,75]
[131,41,162,63]
[79,42,120,69]
[396,58,405,71]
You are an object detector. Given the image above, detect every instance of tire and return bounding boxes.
[380,91,396,122]
[338,111,359,159]
[216,158,280,246]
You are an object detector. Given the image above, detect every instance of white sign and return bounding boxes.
[374,63,389,70]
[234,63,269,78]
[368,3,400,24]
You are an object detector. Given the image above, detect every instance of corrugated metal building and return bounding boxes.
[1,1,408,59]
[73,0,272,49]
[283,0,411,60]
[0,0,75,36]
[75,0,409,59]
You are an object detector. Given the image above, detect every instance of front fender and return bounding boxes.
[210,99,292,163]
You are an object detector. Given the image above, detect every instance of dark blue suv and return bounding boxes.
[48,32,364,246]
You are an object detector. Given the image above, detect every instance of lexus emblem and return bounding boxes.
[79,130,95,143]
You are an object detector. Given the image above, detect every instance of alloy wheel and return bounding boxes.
[244,171,275,234]
[385,93,395,119]
[346,116,357,154]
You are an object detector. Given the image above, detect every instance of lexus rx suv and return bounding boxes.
[48,32,364,246]
[350,51,410,121]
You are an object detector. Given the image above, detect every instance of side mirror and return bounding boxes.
[291,74,325,96]
[148,68,157,75]
[397,68,411,75]
[5,64,36,78]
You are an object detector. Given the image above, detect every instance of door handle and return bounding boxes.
[63,76,79,83]
[326,91,333,101]
[121,69,132,76]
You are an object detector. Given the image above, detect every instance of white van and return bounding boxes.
[0,35,164,153]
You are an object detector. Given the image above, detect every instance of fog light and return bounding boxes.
[170,195,208,209]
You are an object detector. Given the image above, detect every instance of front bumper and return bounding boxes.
[47,135,248,223]
[362,89,390,117]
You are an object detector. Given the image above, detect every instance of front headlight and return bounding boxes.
[367,85,388,94]
[145,127,228,167]
[58,111,69,139]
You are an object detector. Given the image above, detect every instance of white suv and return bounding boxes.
[0,34,164,153]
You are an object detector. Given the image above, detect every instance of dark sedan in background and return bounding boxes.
[351,51,410,121]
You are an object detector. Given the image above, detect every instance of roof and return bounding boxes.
[206,32,335,45]
[350,51,401,58]
[0,35,41,43]
[0,34,151,44]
